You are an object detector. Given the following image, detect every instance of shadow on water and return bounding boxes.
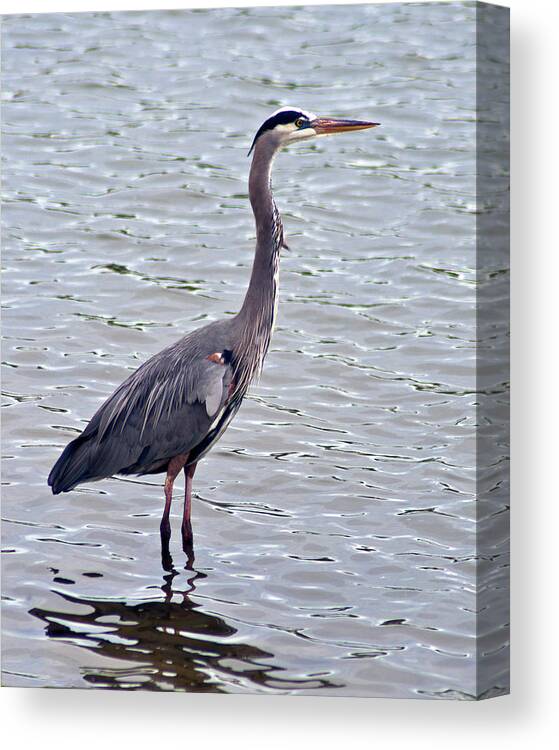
[30,568,338,693]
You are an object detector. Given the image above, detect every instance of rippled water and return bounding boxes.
[1,3,509,698]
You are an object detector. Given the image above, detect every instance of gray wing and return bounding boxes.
[80,337,234,479]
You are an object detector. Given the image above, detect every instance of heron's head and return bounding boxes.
[248,106,379,155]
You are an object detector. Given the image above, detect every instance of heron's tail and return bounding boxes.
[48,434,96,494]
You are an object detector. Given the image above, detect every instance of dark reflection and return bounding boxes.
[160,532,193,572]
[30,569,336,693]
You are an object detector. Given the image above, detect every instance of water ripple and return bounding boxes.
[1,3,508,698]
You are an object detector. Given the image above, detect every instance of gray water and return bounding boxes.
[1,3,508,698]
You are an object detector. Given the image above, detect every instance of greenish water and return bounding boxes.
[1,3,508,697]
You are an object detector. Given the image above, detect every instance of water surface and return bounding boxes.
[2,3,508,697]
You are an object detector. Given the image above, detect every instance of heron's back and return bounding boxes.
[48,318,244,493]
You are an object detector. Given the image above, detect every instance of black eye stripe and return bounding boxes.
[265,110,307,129]
[248,111,309,155]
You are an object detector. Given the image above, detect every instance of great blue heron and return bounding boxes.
[48,107,378,564]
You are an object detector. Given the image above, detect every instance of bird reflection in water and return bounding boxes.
[162,529,193,573]
[30,566,336,693]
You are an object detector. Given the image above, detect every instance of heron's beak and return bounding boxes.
[310,117,380,135]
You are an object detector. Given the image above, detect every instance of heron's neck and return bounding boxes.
[238,137,283,334]
[248,137,284,253]
[233,137,283,384]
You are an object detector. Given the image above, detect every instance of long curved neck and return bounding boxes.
[249,137,284,252]
[235,135,283,381]
[241,135,283,315]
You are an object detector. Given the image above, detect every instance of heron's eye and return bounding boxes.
[295,118,306,128]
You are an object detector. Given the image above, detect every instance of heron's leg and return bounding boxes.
[182,461,198,552]
[160,452,189,551]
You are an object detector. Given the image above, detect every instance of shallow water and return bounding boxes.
[2,3,508,697]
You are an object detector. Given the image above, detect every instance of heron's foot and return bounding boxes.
[181,520,194,554]
[160,519,173,570]
[160,517,171,544]
[161,544,174,573]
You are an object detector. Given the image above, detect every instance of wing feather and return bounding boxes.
[79,330,234,477]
